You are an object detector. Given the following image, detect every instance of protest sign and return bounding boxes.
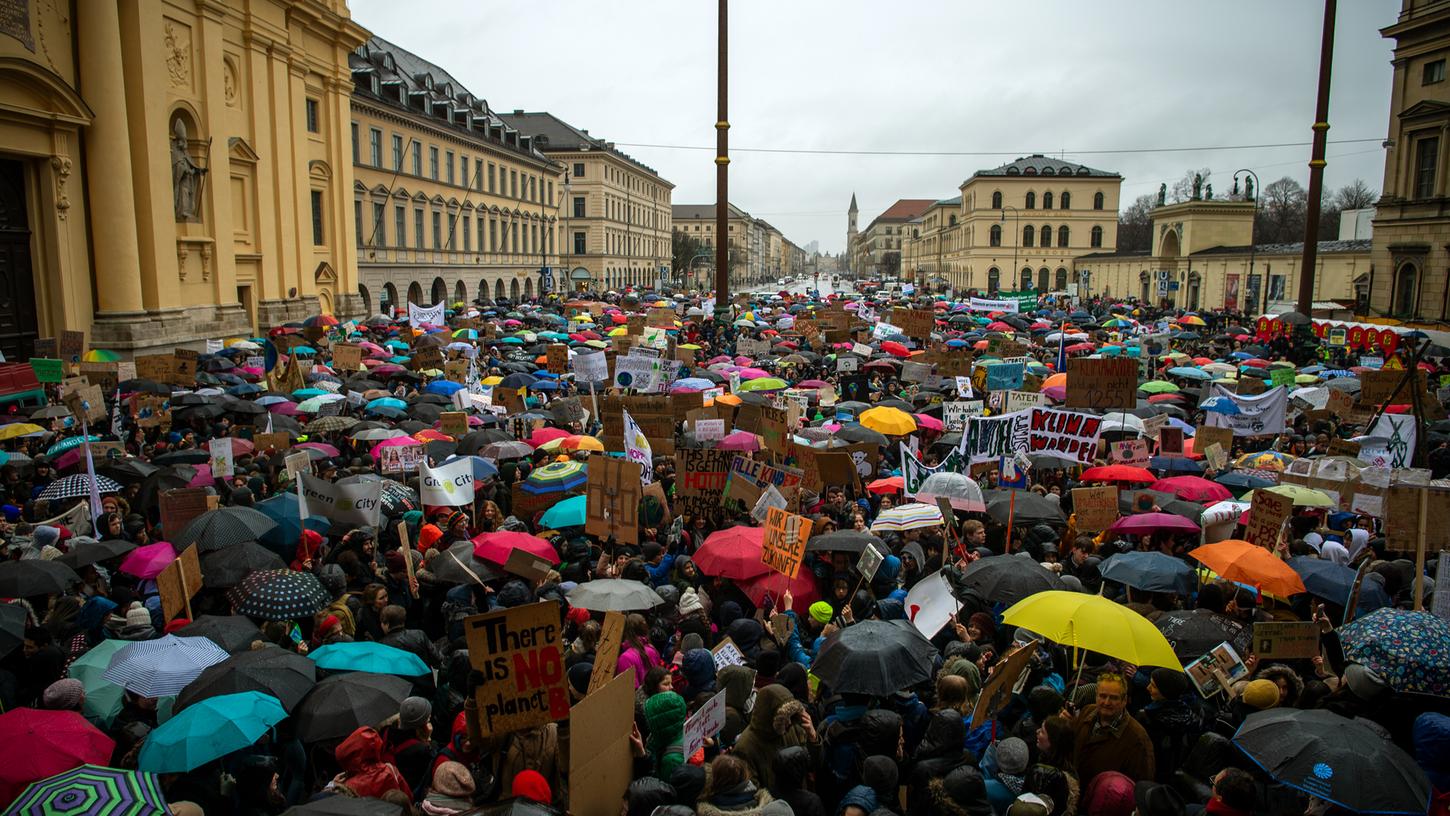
[421,458,474,506]
[439,411,469,438]
[283,451,312,480]
[761,507,812,579]
[1111,439,1151,466]
[893,308,936,339]
[971,639,1038,728]
[682,689,728,761]
[588,611,625,694]
[1072,486,1119,532]
[59,330,85,363]
[984,362,1025,391]
[572,351,609,383]
[1159,427,1184,457]
[1269,367,1297,388]
[298,473,383,526]
[1200,384,1290,436]
[960,412,1029,464]
[411,346,444,371]
[78,361,119,393]
[172,348,198,385]
[60,383,106,424]
[1004,390,1046,413]
[902,361,933,383]
[134,354,173,384]
[751,484,789,523]
[1186,642,1249,698]
[585,457,643,545]
[31,337,57,359]
[380,443,422,474]
[676,449,732,525]
[711,637,749,670]
[1244,489,1293,549]
[157,544,201,621]
[332,344,362,371]
[1066,358,1137,409]
[28,358,63,383]
[836,356,859,373]
[1252,621,1320,660]
[159,488,210,540]
[1027,408,1102,464]
[464,601,570,737]
[857,542,885,581]
[1194,426,1234,457]
[208,437,234,478]
[904,571,960,637]
[943,400,985,431]
[694,418,725,441]
[871,322,903,341]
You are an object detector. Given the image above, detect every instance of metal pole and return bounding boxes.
[1297,0,1337,316]
[712,0,731,320]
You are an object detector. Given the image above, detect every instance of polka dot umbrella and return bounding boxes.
[225,569,330,621]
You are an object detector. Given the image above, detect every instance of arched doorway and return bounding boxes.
[406,281,422,304]
[0,161,37,361]
[478,280,488,303]
[358,285,371,316]
[510,279,520,300]
[430,277,447,305]
[1037,268,1050,291]
[1394,262,1419,317]
[317,288,333,316]
[1020,267,1032,290]
[1138,272,1150,303]
[453,280,466,304]
[494,279,505,301]
[1055,268,1068,291]
[381,282,397,315]
[524,278,534,300]
[987,267,1000,294]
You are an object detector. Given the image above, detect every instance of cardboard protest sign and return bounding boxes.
[284,451,313,479]
[546,344,570,374]
[711,637,748,670]
[971,639,1038,728]
[157,543,201,621]
[464,601,570,737]
[1072,486,1119,532]
[1159,427,1185,457]
[569,670,637,816]
[761,507,812,579]
[1066,358,1137,410]
[682,688,728,761]
[1194,426,1234,457]
[79,362,119,393]
[332,344,363,371]
[159,488,210,539]
[943,401,985,431]
[60,383,106,424]
[172,348,198,385]
[31,337,57,359]
[28,358,63,383]
[1252,621,1320,660]
[135,354,174,384]
[585,457,643,545]
[439,411,469,438]
[902,361,933,383]
[1111,439,1151,466]
[208,437,234,478]
[588,611,625,694]
[59,330,85,364]
[1244,489,1293,549]
[857,542,885,581]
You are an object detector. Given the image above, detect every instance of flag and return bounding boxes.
[420,457,475,507]
[297,473,382,525]
[623,407,653,484]
[1056,320,1067,373]
[81,421,104,522]
[110,387,123,439]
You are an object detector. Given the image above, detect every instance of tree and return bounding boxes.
[1334,178,1376,210]
[671,228,703,274]
[880,251,901,278]
[1316,178,1378,240]
[1256,176,1307,244]
[1117,194,1156,252]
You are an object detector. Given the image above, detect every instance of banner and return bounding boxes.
[622,408,653,484]
[1362,413,1418,469]
[1026,407,1103,464]
[408,301,445,328]
[966,291,1036,313]
[420,457,475,506]
[208,437,234,479]
[960,411,1031,463]
[1199,384,1290,437]
[900,443,964,497]
[298,472,383,525]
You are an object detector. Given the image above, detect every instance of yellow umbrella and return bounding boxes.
[607,327,627,337]
[678,343,702,350]
[1002,590,1183,670]
[0,423,45,441]
[482,376,503,386]
[858,406,917,436]
[561,434,605,452]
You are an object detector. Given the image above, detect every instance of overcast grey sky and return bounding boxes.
[352,0,1400,254]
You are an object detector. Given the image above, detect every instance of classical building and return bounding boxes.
[0,0,368,359]
[672,203,774,288]
[498,111,673,294]
[1369,0,1450,323]
[348,37,563,312]
[849,198,934,279]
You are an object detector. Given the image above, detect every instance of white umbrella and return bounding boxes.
[916,472,986,512]
[1100,412,1146,435]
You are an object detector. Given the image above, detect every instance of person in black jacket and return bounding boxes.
[769,745,827,816]
[905,710,970,816]
[378,604,441,669]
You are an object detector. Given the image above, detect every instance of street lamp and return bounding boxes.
[685,250,712,291]
[1232,169,1261,314]
[999,205,1020,295]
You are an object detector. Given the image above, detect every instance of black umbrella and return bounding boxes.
[173,614,262,653]
[806,529,886,554]
[959,555,1066,604]
[153,449,210,466]
[98,459,161,483]
[425,540,502,584]
[499,373,538,389]
[811,620,937,696]
[1154,608,1251,662]
[174,506,279,551]
[57,538,137,569]
[119,378,170,395]
[176,646,317,713]
[0,603,26,659]
[1231,708,1431,815]
[200,541,286,588]
[835,423,888,446]
[983,489,1066,526]
[226,569,330,621]
[282,795,405,815]
[474,799,568,816]
[0,560,79,596]
[295,672,412,743]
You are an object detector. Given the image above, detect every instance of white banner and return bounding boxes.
[872,322,903,340]
[1200,384,1290,437]
[571,351,609,383]
[407,301,445,328]
[623,408,653,484]
[1361,413,1418,469]
[614,354,660,392]
[208,437,234,478]
[298,472,382,525]
[961,411,1030,463]
[967,296,1020,313]
[904,570,961,638]
[420,457,475,506]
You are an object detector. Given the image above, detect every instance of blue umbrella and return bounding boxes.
[1100,551,1195,594]
[1215,471,1278,490]
[425,380,465,396]
[45,435,100,457]
[1288,556,1391,612]
[365,397,407,411]
[255,492,332,558]
[103,635,229,698]
[1167,366,1212,381]
[1150,456,1203,473]
[138,691,287,773]
[309,642,429,676]
[539,494,587,529]
[1201,396,1241,415]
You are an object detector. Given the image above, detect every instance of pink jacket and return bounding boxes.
[616,642,662,688]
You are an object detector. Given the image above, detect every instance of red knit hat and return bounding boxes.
[163,618,192,635]
[512,769,552,804]
[565,607,591,626]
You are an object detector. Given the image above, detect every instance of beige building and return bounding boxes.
[849,198,934,279]
[1369,0,1450,323]
[349,38,563,312]
[1074,199,1370,312]
[672,203,758,288]
[0,0,367,359]
[499,111,673,294]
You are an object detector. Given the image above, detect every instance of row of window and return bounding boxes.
[983,267,1072,292]
[986,224,1104,248]
[351,123,555,204]
[989,190,1105,211]
[350,199,556,255]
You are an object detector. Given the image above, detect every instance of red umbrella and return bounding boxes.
[718,431,761,451]
[1149,476,1232,503]
[881,341,911,358]
[0,708,115,804]
[867,476,903,494]
[1147,393,1186,404]
[471,531,560,565]
[1065,343,1096,353]
[740,569,821,615]
[1079,465,1157,484]
[693,526,770,580]
[528,427,570,449]
[1107,512,1201,535]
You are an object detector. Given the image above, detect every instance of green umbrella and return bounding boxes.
[68,639,128,727]
[1138,380,1181,394]
[738,377,788,392]
[8,764,169,816]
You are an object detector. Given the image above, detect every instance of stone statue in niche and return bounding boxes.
[171,119,206,221]
[1192,173,1203,200]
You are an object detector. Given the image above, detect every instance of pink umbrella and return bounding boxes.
[1042,385,1067,401]
[296,442,339,457]
[239,365,264,377]
[357,341,386,355]
[369,437,421,458]
[371,364,405,375]
[718,431,761,451]
[53,448,85,471]
[472,531,560,565]
[733,356,754,366]
[708,355,732,364]
[1106,512,1201,535]
[913,414,944,432]
[187,464,213,487]
[528,427,570,449]
[736,368,770,380]
[269,402,300,416]
[1149,476,1232,503]
[797,379,830,388]
[230,438,255,456]
[120,542,178,579]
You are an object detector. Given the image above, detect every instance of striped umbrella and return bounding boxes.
[870,502,945,532]
[225,569,330,621]
[37,474,121,502]
[6,764,168,816]
[520,461,588,495]
[102,635,228,699]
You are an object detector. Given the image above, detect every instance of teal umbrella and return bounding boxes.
[45,435,100,458]
[68,639,127,727]
[308,642,429,677]
[365,397,406,411]
[291,346,317,356]
[539,494,587,529]
[137,691,286,773]
[292,388,326,399]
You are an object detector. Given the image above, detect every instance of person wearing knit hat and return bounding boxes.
[995,737,1030,775]
[1239,678,1280,710]
[1006,793,1054,816]
[423,760,476,814]
[808,601,833,625]
[643,692,688,780]
[512,769,552,805]
[678,587,705,618]
[120,602,154,640]
[41,678,85,711]
[984,737,1029,812]
[1148,668,1190,701]
[1083,771,1137,816]
[399,696,432,730]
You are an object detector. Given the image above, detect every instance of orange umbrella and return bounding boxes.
[714,394,742,406]
[1188,540,1307,597]
[1042,372,1068,389]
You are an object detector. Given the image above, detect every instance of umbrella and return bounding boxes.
[283,797,424,815]
[0,603,25,660]
[1287,557,1391,614]
[959,555,1066,604]
[0,709,115,806]
[172,614,263,654]
[172,507,278,552]
[295,672,412,744]
[1080,465,1157,484]
[693,526,770,580]
[1340,608,1450,697]
[566,578,665,612]
[915,472,986,512]
[1002,591,1183,669]
[116,542,178,580]
[1261,483,1336,508]
[858,406,917,435]
[472,531,560,565]
[1149,476,1232,503]
[67,640,127,727]
[425,540,502,585]
[138,691,287,774]
[805,530,886,554]
[1188,540,1306,597]
[1232,708,1431,815]
[1215,471,1278,490]
[102,634,228,698]
[811,620,937,696]
[1154,608,1252,662]
[175,645,316,714]
[1106,512,1200,536]
[38,474,121,501]
[6,764,168,816]
[56,538,136,570]
[255,492,332,557]
[200,541,286,588]
[226,569,330,621]
[1099,551,1195,595]
[984,490,1067,526]
[0,560,80,597]
[871,503,945,532]
[520,461,587,495]
[538,494,586,529]
[1235,451,1295,472]
[309,642,430,677]
[739,569,823,615]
